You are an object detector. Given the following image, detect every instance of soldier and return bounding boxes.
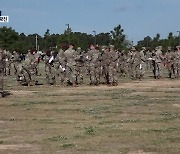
[146,48,153,69]
[87,44,101,85]
[17,50,37,86]
[164,47,175,78]
[75,47,85,84]
[5,50,13,76]
[174,46,180,78]
[44,50,56,85]
[129,47,141,80]
[0,49,5,97]
[108,45,119,86]
[57,49,67,85]
[33,50,41,76]
[64,43,78,86]
[12,50,20,74]
[101,46,110,84]
[139,47,147,79]
[154,46,164,79]
[117,49,128,77]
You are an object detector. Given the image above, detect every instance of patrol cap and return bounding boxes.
[142,47,146,50]
[77,47,81,50]
[167,46,171,50]
[131,46,136,51]
[158,46,162,50]
[101,45,107,49]
[109,45,114,48]
[155,47,159,50]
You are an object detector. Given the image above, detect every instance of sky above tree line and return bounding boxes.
[0,0,180,44]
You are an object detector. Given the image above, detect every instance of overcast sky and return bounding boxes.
[0,0,180,44]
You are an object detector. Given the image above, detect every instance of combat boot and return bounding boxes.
[0,92,3,98]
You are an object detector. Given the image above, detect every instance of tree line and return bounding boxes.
[137,32,180,52]
[0,25,179,54]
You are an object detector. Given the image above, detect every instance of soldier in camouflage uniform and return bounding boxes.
[87,44,101,85]
[129,47,141,80]
[108,45,119,86]
[145,48,153,69]
[12,50,20,75]
[117,50,128,77]
[57,49,67,85]
[154,46,164,79]
[44,50,56,85]
[139,47,147,79]
[0,49,5,97]
[174,46,180,78]
[17,50,37,86]
[101,46,110,84]
[164,47,175,78]
[4,50,13,76]
[75,47,86,84]
[64,44,78,86]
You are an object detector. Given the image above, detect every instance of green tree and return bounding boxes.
[110,25,126,49]
[137,36,152,48]
[96,33,111,46]
[0,26,19,51]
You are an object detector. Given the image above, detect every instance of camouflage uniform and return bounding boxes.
[108,46,119,85]
[75,47,86,84]
[164,47,175,78]
[117,50,128,77]
[101,47,110,84]
[12,50,20,75]
[5,50,12,76]
[129,47,141,79]
[44,51,56,85]
[154,46,164,79]
[0,49,5,97]
[57,49,67,85]
[145,48,153,69]
[64,44,78,86]
[173,47,180,78]
[87,45,101,85]
[17,51,37,86]
[139,47,147,78]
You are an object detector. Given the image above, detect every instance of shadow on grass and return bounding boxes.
[1,90,12,97]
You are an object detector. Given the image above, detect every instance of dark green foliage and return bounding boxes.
[1,26,179,54]
[138,32,180,50]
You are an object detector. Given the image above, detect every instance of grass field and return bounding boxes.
[0,67,180,154]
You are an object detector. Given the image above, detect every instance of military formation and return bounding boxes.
[0,44,180,96]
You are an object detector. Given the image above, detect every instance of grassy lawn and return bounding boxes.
[0,66,179,154]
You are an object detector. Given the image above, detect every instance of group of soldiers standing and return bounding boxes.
[0,44,180,96]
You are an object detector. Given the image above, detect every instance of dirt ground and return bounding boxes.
[0,75,180,154]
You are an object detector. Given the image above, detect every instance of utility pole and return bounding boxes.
[177,31,180,46]
[35,35,38,51]
[93,30,96,45]
[66,24,70,46]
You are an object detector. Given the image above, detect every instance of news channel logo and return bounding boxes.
[0,16,9,23]
[0,11,9,23]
